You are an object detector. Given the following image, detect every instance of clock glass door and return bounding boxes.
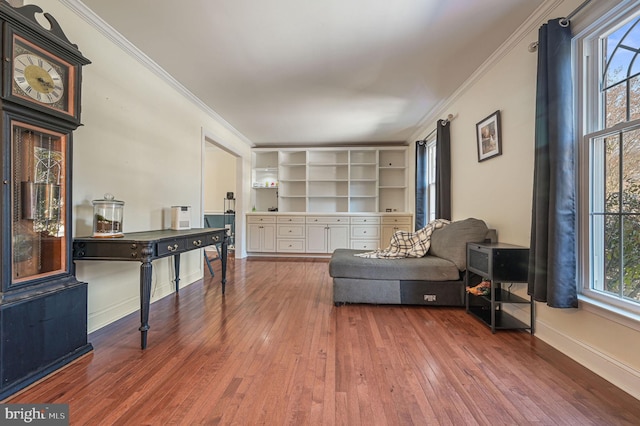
[11,121,68,285]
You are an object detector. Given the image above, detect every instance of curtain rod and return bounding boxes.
[566,0,593,21]
[528,0,593,52]
[421,114,455,142]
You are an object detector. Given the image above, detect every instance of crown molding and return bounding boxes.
[407,0,564,143]
[59,0,253,147]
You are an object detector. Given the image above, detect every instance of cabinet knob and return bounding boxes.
[167,244,178,252]
[363,231,367,234]
[193,239,202,247]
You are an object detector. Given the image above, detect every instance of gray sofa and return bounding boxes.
[329,218,495,306]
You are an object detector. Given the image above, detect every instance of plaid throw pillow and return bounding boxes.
[354,219,450,258]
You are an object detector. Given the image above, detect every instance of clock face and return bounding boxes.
[11,35,75,116]
[13,53,65,104]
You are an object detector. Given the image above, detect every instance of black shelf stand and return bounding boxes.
[465,242,534,333]
[224,198,236,248]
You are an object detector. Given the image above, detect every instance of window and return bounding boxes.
[425,139,437,223]
[579,4,640,314]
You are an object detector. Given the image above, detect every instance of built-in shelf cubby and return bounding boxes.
[251,147,407,213]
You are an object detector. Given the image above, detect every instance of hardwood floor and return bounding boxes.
[6,257,640,425]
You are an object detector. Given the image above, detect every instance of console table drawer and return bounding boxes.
[157,238,187,257]
[157,233,222,257]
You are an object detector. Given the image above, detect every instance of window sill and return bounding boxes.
[578,292,640,332]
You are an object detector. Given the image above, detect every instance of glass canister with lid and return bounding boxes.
[92,193,124,238]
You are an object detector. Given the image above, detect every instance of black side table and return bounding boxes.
[465,242,533,333]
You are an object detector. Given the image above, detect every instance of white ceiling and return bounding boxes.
[80,0,545,146]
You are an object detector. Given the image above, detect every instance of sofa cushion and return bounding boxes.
[429,218,488,270]
[329,249,461,281]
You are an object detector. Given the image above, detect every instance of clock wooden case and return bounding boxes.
[0,1,91,399]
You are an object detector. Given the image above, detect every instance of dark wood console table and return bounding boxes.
[72,228,228,349]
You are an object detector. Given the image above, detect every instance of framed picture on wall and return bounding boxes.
[476,110,502,162]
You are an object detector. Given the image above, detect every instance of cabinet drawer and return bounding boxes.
[277,225,305,238]
[306,216,349,224]
[382,216,412,225]
[350,216,380,224]
[277,216,305,223]
[351,225,380,239]
[350,240,379,250]
[247,215,276,224]
[277,239,305,252]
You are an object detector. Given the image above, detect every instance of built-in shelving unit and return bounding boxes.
[378,150,407,213]
[252,151,279,212]
[251,147,408,213]
[278,150,306,212]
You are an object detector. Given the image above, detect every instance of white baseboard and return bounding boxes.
[88,271,202,334]
[535,320,640,401]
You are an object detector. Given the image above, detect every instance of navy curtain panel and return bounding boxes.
[415,140,428,230]
[436,119,451,221]
[528,18,578,308]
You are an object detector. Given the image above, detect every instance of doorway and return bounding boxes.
[202,132,244,258]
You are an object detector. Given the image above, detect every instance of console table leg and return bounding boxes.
[174,254,181,293]
[221,238,228,294]
[139,260,153,349]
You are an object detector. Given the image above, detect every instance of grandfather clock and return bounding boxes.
[0,1,91,399]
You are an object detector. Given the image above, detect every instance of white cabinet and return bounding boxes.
[276,215,305,253]
[251,147,408,214]
[305,216,349,253]
[247,213,412,255]
[381,215,413,247]
[247,215,276,252]
[350,216,380,250]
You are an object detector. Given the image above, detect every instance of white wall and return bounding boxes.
[41,1,252,333]
[204,147,237,214]
[413,0,640,399]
